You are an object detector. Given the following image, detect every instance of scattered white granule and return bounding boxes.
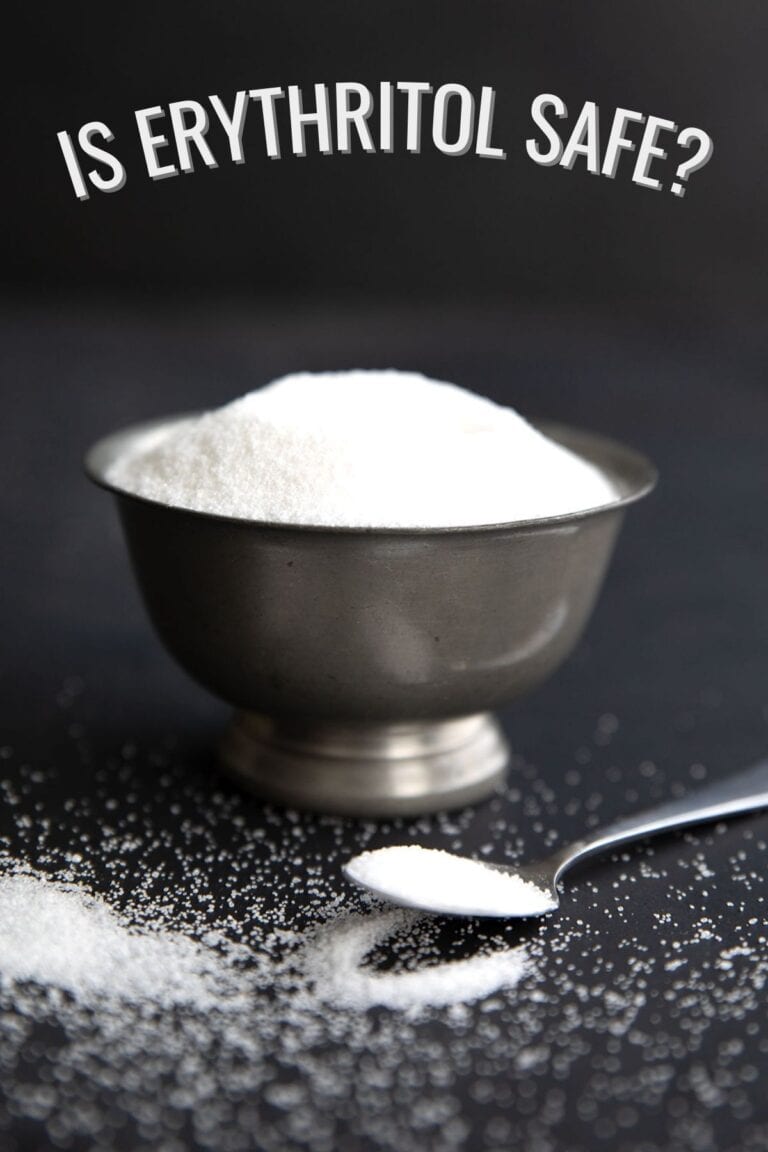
[344,845,553,917]
[107,370,616,527]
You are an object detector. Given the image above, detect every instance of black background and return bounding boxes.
[2,3,768,1150]
[4,0,767,316]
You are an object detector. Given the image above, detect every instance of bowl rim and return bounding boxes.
[84,412,658,537]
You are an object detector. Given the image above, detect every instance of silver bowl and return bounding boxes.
[86,416,656,817]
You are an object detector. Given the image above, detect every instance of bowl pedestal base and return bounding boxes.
[220,712,508,817]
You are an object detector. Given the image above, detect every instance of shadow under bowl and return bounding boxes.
[86,417,656,816]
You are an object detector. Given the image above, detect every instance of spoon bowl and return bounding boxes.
[343,758,768,917]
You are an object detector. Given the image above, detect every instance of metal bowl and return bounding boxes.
[86,416,656,816]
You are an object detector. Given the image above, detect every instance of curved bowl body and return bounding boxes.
[87,419,656,724]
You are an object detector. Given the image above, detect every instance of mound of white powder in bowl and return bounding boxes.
[106,370,616,527]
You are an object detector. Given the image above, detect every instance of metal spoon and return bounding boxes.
[343,758,768,918]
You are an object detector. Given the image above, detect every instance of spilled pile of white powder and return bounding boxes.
[107,370,616,527]
[307,910,529,1012]
[0,864,529,1017]
[0,871,249,1010]
[345,845,552,918]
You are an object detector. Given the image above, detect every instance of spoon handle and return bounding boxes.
[556,757,768,878]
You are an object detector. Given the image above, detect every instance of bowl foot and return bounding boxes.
[219,712,508,817]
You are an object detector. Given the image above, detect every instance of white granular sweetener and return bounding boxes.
[345,845,552,917]
[107,370,616,527]
[306,910,530,1011]
[0,872,248,1010]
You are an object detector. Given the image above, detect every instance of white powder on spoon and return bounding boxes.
[107,370,616,527]
[344,845,553,917]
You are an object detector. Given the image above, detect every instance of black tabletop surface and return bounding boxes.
[1,299,767,1152]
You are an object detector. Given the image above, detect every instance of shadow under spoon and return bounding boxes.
[343,758,768,918]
